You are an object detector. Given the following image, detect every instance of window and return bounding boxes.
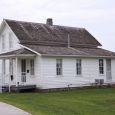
[21,59,26,82]
[76,59,82,75]
[9,33,13,49]
[2,59,5,75]
[30,59,34,75]
[9,59,13,75]
[56,59,62,75]
[2,35,5,50]
[99,59,104,74]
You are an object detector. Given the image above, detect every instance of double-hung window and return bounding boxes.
[9,59,13,75]
[99,59,104,74]
[2,59,5,75]
[76,59,82,75]
[2,35,5,50]
[56,59,62,76]
[30,59,34,75]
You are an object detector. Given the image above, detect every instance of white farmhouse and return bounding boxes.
[0,18,115,91]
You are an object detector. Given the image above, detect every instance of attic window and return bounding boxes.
[1,35,5,50]
[9,33,13,49]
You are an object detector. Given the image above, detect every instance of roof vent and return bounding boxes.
[67,34,70,48]
[46,18,53,26]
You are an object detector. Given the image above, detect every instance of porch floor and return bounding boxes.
[2,85,36,92]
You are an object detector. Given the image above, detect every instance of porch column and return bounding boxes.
[15,57,18,86]
[2,58,5,86]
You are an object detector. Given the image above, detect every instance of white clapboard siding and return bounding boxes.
[37,57,107,89]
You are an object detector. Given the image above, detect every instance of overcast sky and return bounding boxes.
[0,0,115,51]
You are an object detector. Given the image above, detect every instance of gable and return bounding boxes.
[5,19,101,47]
[0,48,36,57]
[0,20,21,53]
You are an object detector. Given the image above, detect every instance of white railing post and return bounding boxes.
[15,57,18,86]
[0,76,2,93]
[2,59,5,87]
[8,74,11,93]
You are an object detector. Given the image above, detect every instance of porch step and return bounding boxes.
[2,86,9,92]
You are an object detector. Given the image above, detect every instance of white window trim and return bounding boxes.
[9,59,13,75]
[99,59,104,75]
[1,35,5,51]
[56,59,63,76]
[9,33,13,49]
[2,59,5,75]
[30,59,35,76]
[76,59,82,76]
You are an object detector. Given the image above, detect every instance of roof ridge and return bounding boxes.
[4,19,84,30]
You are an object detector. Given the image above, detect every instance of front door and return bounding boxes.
[21,59,26,83]
[106,59,112,81]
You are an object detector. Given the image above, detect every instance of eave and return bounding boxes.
[41,54,115,58]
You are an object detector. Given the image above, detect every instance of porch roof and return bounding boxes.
[0,48,36,58]
[1,45,115,58]
[23,44,115,57]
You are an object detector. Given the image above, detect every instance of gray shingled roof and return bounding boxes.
[23,44,115,57]
[24,45,88,56]
[0,45,115,57]
[74,47,115,56]
[5,19,101,47]
[3,19,115,57]
[0,48,35,56]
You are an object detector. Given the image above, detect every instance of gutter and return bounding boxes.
[41,54,115,58]
[0,54,36,58]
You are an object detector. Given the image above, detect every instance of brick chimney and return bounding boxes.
[46,18,53,26]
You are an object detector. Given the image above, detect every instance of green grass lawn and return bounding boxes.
[0,88,115,115]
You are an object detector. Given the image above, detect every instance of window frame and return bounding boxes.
[99,59,104,75]
[56,59,63,76]
[1,35,5,50]
[2,59,5,75]
[76,59,82,76]
[9,59,13,75]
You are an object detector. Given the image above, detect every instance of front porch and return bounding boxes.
[0,48,37,92]
[2,85,36,92]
